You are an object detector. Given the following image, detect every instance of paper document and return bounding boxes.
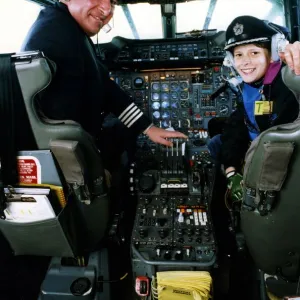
[4,187,50,195]
[4,194,56,223]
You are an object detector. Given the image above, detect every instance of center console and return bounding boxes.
[130,139,216,277]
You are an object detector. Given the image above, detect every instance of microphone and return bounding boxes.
[210,76,242,100]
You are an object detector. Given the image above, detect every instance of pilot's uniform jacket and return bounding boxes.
[22,2,151,138]
[220,63,299,170]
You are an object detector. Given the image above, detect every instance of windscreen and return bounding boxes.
[0,0,286,52]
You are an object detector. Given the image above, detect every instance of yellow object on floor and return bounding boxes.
[154,271,212,300]
[267,291,281,300]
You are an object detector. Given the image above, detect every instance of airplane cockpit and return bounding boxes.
[0,0,300,299]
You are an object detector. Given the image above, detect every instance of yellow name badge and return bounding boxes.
[254,101,273,115]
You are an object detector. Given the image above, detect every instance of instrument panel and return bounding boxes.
[99,36,234,275]
[111,66,235,137]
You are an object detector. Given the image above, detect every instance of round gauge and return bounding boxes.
[121,78,131,89]
[171,92,178,100]
[170,82,179,90]
[152,102,160,110]
[153,111,160,119]
[162,120,170,128]
[180,91,188,99]
[161,82,169,91]
[161,93,169,101]
[171,112,178,119]
[172,121,179,129]
[152,82,160,91]
[152,93,160,101]
[162,112,170,119]
[181,111,189,118]
[181,119,190,128]
[219,104,229,116]
[134,77,144,88]
[161,101,170,109]
[171,102,179,109]
[180,101,189,108]
[180,81,188,90]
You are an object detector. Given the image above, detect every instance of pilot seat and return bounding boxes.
[0,51,115,299]
[241,65,300,299]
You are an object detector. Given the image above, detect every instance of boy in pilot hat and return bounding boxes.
[214,15,300,200]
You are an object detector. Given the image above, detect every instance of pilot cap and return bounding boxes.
[224,15,278,50]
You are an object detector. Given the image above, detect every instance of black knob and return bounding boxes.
[187,229,193,237]
[164,251,172,260]
[177,228,184,236]
[139,174,156,193]
[144,198,151,205]
[175,251,183,260]
[200,50,207,56]
[203,229,210,236]
[139,228,148,238]
[161,198,167,205]
[195,228,201,236]
[159,229,168,239]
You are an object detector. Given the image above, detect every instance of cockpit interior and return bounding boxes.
[0,0,300,299]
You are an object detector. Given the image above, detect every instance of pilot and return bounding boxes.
[21,0,187,172]
[209,15,300,200]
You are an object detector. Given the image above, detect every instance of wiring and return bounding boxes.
[97,272,128,283]
[151,276,158,300]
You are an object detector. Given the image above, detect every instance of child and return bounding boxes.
[213,15,300,199]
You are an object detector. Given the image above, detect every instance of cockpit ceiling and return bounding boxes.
[28,0,199,6]
[116,0,197,3]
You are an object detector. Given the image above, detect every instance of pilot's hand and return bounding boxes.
[279,41,300,75]
[145,126,188,147]
[227,172,243,201]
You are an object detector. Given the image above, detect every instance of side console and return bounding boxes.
[130,139,216,276]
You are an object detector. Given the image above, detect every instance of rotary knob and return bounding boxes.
[138,174,156,193]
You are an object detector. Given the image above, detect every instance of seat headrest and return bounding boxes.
[282,66,300,97]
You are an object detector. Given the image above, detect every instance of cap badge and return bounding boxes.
[233,23,244,36]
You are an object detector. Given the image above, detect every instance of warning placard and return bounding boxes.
[17,156,41,184]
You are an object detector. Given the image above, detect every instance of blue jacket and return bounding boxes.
[22,2,150,137]
[221,63,299,170]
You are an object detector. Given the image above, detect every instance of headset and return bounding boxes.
[223,21,289,68]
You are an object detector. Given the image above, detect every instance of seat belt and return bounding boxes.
[0,54,20,218]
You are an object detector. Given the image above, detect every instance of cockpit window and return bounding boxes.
[0,0,41,52]
[92,4,163,44]
[0,0,286,51]
[94,0,285,43]
[177,0,284,33]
